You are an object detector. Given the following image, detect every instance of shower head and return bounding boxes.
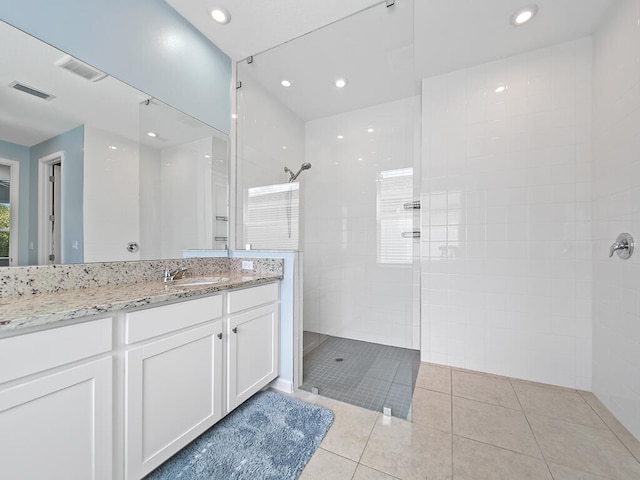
[284,162,312,182]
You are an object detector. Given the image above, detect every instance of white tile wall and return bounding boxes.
[592,0,640,440]
[421,39,593,389]
[304,97,420,349]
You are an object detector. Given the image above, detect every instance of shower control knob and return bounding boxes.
[609,233,634,259]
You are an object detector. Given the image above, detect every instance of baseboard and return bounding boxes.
[269,377,293,394]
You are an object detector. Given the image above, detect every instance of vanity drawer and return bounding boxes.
[227,282,279,314]
[0,317,113,385]
[125,295,223,344]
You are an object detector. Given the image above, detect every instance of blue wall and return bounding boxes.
[0,0,231,134]
[30,126,84,265]
[0,140,30,265]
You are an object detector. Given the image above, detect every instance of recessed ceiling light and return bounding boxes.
[147,132,157,138]
[337,135,344,139]
[282,146,287,150]
[367,127,375,133]
[495,84,507,93]
[204,154,211,159]
[510,4,538,26]
[108,145,118,150]
[210,6,231,24]
[335,78,348,88]
[281,80,292,87]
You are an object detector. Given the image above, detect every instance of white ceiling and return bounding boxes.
[167,0,616,120]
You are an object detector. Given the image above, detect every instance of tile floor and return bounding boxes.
[300,335,421,419]
[296,363,640,480]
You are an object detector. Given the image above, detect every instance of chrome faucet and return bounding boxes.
[163,266,192,282]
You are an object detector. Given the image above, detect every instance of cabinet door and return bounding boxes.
[227,303,279,412]
[125,321,223,480]
[0,356,113,480]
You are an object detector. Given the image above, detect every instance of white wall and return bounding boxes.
[83,126,140,262]
[304,97,420,348]
[592,0,640,439]
[421,38,593,389]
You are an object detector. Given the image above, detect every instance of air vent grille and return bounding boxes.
[55,55,107,82]
[9,81,55,101]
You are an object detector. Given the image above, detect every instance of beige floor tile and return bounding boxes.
[312,395,378,462]
[547,462,615,480]
[452,369,520,409]
[300,448,357,480]
[360,415,452,480]
[528,413,640,480]
[452,435,552,479]
[411,387,451,432]
[579,391,640,462]
[452,396,542,458]
[416,362,451,394]
[352,464,400,480]
[512,381,607,429]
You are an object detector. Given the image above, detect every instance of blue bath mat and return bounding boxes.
[145,391,334,480]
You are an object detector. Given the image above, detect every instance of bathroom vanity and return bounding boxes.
[0,258,282,480]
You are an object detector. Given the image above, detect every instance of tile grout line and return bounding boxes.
[577,390,640,465]
[449,367,454,480]
[507,376,556,480]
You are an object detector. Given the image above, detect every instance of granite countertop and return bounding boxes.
[0,273,281,334]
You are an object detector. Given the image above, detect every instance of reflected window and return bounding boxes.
[377,167,413,264]
[0,201,9,265]
[244,183,299,250]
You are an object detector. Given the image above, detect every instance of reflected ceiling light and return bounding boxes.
[335,78,348,88]
[231,113,238,119]
[210,6,231,24]
[282,146,287,150]
[337,135,344,139]
[510,4,538,26]
[281,80,292,87]
[108,145,118,150]
[204,154,211,159]
[357,157,363,161]
[495,84,506,93]
[147,131,157,138]
[367,127,375,133]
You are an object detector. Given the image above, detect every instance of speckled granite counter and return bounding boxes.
[0,257,283,334]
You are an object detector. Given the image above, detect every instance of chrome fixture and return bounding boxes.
[284,162,312,182]
[163,266,192,282]
[401,231,421,238]
[403,200,421,210]
[609,233,634,259]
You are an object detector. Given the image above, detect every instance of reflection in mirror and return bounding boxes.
[0,20,229,266]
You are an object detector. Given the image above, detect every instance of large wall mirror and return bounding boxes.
[0,20,229,267]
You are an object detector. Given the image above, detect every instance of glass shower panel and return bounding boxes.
[236,0,420,420]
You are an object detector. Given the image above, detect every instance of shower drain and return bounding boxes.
[335,358,344,362]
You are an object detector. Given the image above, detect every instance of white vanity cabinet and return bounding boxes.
[226,282,279,411]
[124,295,224,480]
[0,318,114,480]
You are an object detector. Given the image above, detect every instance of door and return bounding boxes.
[38,153,63,265]
[0,357,113,480]
[227,303,279,412]
[125,321,223,480]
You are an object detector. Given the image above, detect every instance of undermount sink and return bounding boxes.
[172,276,230,287]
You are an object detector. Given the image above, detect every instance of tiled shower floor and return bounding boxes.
[300,334,420,419]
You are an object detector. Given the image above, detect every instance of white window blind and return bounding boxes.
[377,168,413,264]
[244,183,299,250]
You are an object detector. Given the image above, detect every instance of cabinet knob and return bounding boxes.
[217,332,222,340]
[232,327,237,334]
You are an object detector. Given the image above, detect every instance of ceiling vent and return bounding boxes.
[55,55,107,82]
[9,81,55,101]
